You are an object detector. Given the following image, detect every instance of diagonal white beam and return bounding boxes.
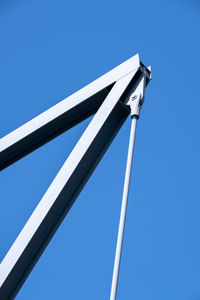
[0,69,140,300]
[0,54,140,170]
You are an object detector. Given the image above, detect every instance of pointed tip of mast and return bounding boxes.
[134,53,140,63]
[124,53,140,70]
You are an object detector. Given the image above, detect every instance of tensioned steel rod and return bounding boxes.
[110,115,137,300]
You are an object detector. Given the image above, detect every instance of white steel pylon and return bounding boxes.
[0,54,151,300]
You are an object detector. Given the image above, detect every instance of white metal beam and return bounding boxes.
[0,54,141,171]
[0,55,151,300]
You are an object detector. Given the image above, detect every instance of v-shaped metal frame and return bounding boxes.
[0,54,151,300]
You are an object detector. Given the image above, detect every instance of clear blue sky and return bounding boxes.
[0,0,200,299]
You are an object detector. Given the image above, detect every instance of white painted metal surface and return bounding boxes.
[0,54,140,151]
[0,54,140,171]
[0,70,136,287]
[0,54,151,300]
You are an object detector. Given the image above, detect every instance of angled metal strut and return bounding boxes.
[0,54,151,300]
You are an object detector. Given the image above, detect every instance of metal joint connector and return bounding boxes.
[130,93,142,119]
[128,75,146,119]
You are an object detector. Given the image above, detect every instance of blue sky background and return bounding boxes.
[0,0,200,299]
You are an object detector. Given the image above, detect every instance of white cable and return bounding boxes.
[110,115,138,300]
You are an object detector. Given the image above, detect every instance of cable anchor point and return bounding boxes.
[128,75,146,119]
[130,93,143,119]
